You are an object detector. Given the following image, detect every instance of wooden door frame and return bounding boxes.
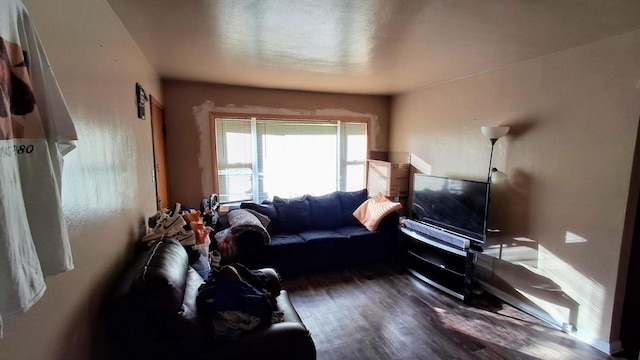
[150,95,169,210]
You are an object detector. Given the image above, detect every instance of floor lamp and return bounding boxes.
[481,126,510,249]
[481,126,510,184]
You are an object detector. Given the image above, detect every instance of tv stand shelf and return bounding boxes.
[399,226,479,304]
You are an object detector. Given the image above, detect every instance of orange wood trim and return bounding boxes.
[150,95,164,110]
[209,112,372,192]
[210,111,369,123]
[149,95,170,209]
[209,112,220,196]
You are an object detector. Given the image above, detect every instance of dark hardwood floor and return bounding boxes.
[282,263,625,360]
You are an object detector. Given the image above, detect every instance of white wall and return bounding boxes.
[390,30,640,352]
[0,0,161,358]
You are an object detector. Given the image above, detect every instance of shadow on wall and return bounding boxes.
[92,223,152,360]
[506,121,536,139]
[476,253,580,330]
[488,168,532,237]
[478,167,580,331]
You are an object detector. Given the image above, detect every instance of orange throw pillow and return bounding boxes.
[353,192,402,231]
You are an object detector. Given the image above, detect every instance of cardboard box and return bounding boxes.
[367,160,410,197]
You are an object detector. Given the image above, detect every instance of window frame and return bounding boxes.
[209,112,370,203]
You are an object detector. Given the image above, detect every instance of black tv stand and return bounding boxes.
[398,225,480,304]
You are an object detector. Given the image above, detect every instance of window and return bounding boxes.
[213,115,368,204]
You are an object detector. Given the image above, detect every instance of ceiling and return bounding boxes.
[106,0,640,95]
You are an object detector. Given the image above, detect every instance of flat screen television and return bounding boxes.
[411,174,489,243]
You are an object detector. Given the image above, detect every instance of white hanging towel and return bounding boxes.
[0,0,78,337]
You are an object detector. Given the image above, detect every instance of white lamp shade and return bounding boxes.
[490,169,508,183]
[481,126,510,140]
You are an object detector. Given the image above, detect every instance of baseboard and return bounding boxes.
[572,331,623,356]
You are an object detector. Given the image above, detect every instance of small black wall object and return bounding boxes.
[136,82,146,119]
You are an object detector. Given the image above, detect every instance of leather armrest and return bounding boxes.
[256,267,282,286]
[276,290,303,323]
[215,322,316,360]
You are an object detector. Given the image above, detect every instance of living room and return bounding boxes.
[1,0,639,359]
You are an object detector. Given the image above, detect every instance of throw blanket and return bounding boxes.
[226,209,271,245]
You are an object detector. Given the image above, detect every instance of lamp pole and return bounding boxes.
[487,138,497,183]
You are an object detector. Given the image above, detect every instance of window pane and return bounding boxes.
[260,120,336,198]
[224,132,252,165]
[346,164,365,191]
[344,122,367,162]
[215,118,253,202]
[213,117,367,202]
[216,118,252,166]
[340,122,367,191]
[218,172,252,203]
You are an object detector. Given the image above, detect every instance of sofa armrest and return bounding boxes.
[211,286,316,360]
[256,267,283,295]
[378,210,400,230]
[226,231,270,268]
[377,210,400,255]
[214,322,316,360]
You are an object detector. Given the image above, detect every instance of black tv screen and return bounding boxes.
[411,174,489,243]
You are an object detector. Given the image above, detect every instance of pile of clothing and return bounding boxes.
[197,264,284,340]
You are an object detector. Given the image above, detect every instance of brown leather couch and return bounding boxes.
[106,238,316,360]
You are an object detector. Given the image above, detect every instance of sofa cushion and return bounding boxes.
[337,189,368,226]
[336,225,390,264]
[308,192,343,230]
[334,225,374,238]
[131,238,190,313]
[268,234,308,276]
[269,233,306,246]
[273,195,311,234]
[301,230,359,273]
[298,229,349,242]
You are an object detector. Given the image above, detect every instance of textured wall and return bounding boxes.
[390,30,640,352]
[162,80,391,208]
[0,0,161,359]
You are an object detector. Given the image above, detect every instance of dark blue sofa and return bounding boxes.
[235,189,399,275]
